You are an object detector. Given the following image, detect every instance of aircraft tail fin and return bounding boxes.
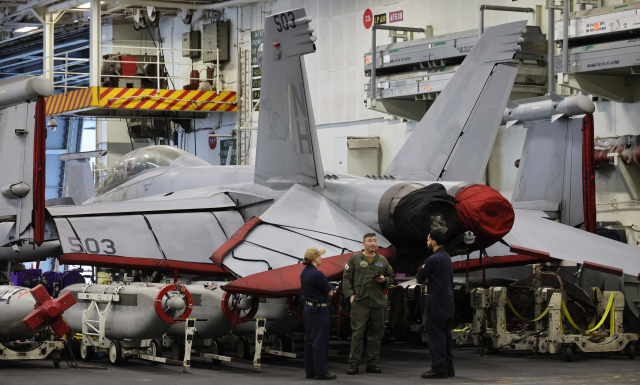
[254,8,324,189]
[384,20,528,183]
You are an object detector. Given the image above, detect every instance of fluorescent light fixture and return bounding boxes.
[15,26,38,33]
[78,1,104,8]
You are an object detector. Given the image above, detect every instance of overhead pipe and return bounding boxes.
[101,0,271,11]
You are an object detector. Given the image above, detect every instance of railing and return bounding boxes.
[44,45,90,93]
[43,44,225,95]
[100,44,222,92]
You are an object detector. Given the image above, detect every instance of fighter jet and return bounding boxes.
[1,9,639,304]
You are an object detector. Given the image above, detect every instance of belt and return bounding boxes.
[305,301,328,307]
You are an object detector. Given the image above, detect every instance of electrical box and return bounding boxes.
[182,31,201,59]
[203,22,230,62]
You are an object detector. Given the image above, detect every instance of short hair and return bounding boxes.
[363,232,377,242]
[429,229,446,246]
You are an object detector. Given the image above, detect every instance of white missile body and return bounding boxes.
[502,93,595,128]
[0,284,75,340]
[0,286,45,340]
[162,282,300,339]
[61,283,190,340]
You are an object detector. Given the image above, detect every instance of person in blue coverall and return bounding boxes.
[416,228,455,379]
[300,247,337,380]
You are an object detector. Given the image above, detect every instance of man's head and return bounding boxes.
[303,247,326,266]
[362,233,377,253]
[427,229,446,252]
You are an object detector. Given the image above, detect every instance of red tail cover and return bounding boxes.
[455,184,514,249]
[33,97,47,246]
[222,248,397,298]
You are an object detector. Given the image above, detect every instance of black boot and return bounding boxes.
[421,370,447,379]
[347,365,359,375]
[366,364,381,373]
[448,367,455,377]
[315,372,337,380]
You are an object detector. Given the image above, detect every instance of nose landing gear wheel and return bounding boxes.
[109,340,123,366]
[629,344,635,360]
[236,337,250,360]
[80,345,93,362]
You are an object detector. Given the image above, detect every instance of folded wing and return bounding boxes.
[212,184,391,277]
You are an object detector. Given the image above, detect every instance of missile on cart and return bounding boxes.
[501,93,595,128]
[161,282,300,339]
[60,282,193,340]
[0,284,76,340]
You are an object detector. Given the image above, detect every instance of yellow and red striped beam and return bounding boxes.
[45,87,237,116]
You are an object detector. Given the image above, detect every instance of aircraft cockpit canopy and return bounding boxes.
[95,146,194,195]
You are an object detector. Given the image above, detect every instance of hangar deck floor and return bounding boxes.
[2,342,638,384]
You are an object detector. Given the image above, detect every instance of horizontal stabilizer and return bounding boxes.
[222,248,397,298]
[503,209,640,277]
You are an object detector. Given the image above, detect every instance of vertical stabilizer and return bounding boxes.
[384,21,528,182]
[254,8,324,189]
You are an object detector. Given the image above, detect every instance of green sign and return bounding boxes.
[388,49,399,53]
[434,41,446,46]
[220,139,237,165]
[251,30,264,66]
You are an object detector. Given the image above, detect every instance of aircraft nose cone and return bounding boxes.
[454,184,514,249]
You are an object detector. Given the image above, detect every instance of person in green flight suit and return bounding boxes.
[342,233,395,375]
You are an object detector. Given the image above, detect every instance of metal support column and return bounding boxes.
[44,14,55,82]
[548,0,555,94]
[563,0,569,73]
[90,0,101,87]
[370,26,376,101]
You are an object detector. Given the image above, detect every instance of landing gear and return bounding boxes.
[629,344,635,360]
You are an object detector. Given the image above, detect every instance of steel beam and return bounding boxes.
[90,0,101,87]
